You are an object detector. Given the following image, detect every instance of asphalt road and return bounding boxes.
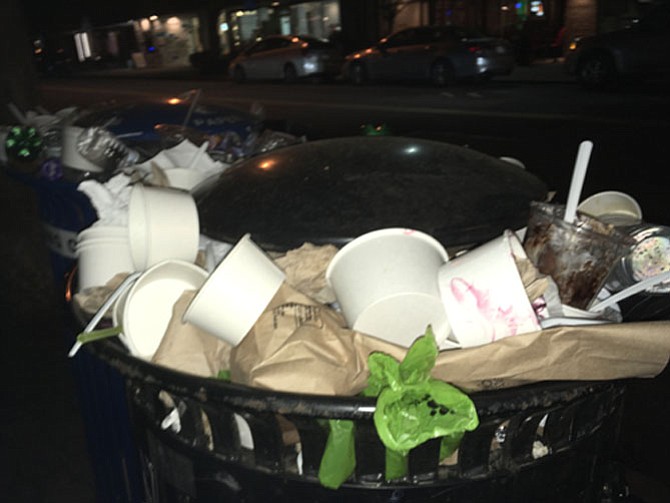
[37,66,670,225]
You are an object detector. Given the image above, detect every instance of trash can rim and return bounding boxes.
[86,338,625,420]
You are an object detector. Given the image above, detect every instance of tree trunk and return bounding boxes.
[0,0,39,124]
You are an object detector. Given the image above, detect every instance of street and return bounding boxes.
[38,70,670,224]
[3,66,669,501]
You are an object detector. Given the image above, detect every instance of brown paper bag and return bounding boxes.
[230,281,670,395]
[152,290,232,377]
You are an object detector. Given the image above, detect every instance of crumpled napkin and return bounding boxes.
[77,172,133,226]
[136,139,229,179]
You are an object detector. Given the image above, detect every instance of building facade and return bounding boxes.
[48,0,660,70]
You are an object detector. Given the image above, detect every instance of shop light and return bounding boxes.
[220,23,229,32]
[149,15,158,21]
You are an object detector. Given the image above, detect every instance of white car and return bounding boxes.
[229,35,343,83]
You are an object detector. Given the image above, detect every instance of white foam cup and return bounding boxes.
[62,126,104,173]
[577,191,643,226]
[183,234,286,346]
[325,228,451,348]
[128,184,200,270]
[112,260,208,360]
[78,225,128,243]
[77,237,134,291]
[438,230,541,348]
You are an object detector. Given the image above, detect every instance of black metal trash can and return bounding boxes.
[80,137,629,501]
[88,338,626,503]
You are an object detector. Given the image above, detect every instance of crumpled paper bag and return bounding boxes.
[273,242,338,304]
[152,290,232,377]
[230,279,670,394]
[230,282,370,394]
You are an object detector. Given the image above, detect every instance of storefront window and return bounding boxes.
[133,14,200,66]
[226,1,340,48]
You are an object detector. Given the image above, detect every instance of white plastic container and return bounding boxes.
[77,237,134,291]
[113,260,209,360]
[326,228,451,348]
[183,234,286,346]
[577,191,643,226]
[128,184,200,270]
[438,230,540,348]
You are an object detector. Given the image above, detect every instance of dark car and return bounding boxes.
[341,25,515,86]
[229,35,343,83]
[564,3,670,89]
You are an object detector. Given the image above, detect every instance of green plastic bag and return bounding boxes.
[364,327,479,479]
[318,419,356,489]
[317,327,479,486]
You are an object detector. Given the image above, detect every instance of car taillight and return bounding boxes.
[467,45,483,54]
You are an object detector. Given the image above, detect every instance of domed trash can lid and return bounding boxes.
[196,136,548,251]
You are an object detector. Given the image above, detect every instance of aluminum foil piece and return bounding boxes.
[76,127,139,173]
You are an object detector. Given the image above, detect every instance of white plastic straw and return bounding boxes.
[564,140,593,223]
[589,270,670,313]
[182,89,202,128]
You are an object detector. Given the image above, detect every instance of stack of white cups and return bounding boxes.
[76,226,134,291]
[76,184,200,292]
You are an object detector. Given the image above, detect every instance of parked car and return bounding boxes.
[341,25,515,86]
[229,35,343,83]
[564,3,670,90]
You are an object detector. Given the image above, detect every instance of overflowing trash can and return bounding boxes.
[61,136,670,503]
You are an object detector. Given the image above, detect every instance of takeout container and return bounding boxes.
[113,260,208,360]
[577,191,643,227]
[326,228,451,348]
[76,225,134,291]
[128,184,200,270]
[183,234,286,346]
[438,230,541,348]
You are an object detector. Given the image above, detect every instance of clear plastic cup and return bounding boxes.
[522,201,633,310]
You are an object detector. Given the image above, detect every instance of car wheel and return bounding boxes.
[577,53,616,90]
[232,65,246,83]
[349,62,367,85]
[430,59,455,87]
[283,64,298,83]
